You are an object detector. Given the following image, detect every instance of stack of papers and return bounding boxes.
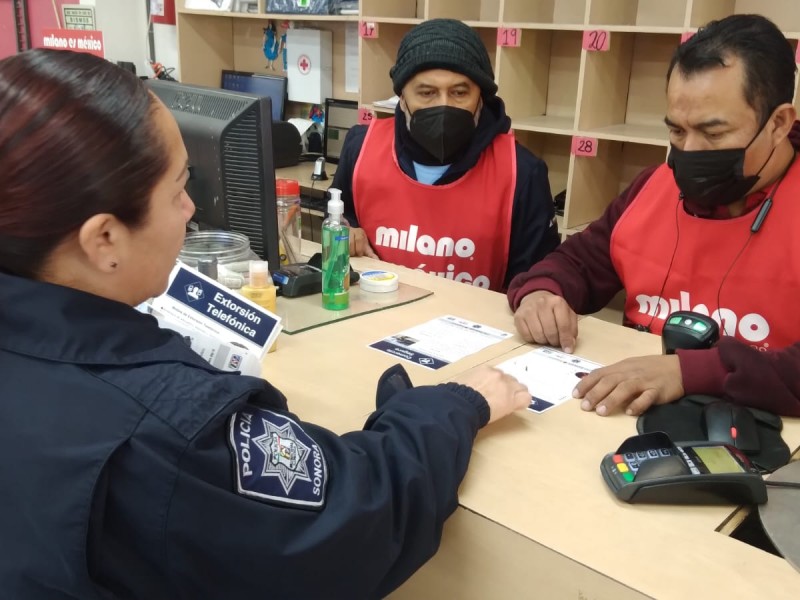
[373,95,400,109]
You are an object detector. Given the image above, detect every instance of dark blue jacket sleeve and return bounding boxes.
[504,143,560,289]
[330,124,368,227]
[164,383,488,599]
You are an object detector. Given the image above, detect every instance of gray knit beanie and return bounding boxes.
[389,18,497,96]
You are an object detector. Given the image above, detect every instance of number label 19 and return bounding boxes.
[582,30,610,52]
[571,136,598,157]
[497,27,521,47]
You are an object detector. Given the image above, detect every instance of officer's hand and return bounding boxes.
[514,290,578,353]
[350,227,378,258]
[573,355,684,417]
[455,366,531,424]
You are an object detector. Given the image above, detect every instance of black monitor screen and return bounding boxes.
[146,79,280,270]
[324,98,359,163]
[221,70,287,121]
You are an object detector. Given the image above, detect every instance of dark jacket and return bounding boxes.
[0,271,490,599]
[507,126,800,417]
[331,97,560,289]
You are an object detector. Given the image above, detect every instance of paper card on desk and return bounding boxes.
[369,315,512,370]
[151,263,282,359]
[497,348,602,413]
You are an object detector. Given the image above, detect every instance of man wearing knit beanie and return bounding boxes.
[330,18,559,292]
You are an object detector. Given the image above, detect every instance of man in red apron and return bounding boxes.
[508,14,800,417]
[330,18,559,292]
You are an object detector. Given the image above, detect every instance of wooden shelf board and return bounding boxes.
[178,9,359,21]
[588,25,684,35]
[512,115,575,135]
[580,123,669,146]
[502,23,588,32]
[360,16,423,25]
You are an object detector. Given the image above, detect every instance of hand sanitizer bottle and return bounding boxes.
[321,188,350,310]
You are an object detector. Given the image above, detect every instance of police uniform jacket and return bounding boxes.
[0,271,491,599]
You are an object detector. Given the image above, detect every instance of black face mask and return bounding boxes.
[408,105,476,165]
[667,121,774,209]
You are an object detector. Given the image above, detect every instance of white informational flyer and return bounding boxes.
[151,263,282,360]
[497,348,603,413]
[369,315,513,370]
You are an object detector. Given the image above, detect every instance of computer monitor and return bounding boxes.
[146,79,280,270]
[323,98,359,164]
[221,70,287,122]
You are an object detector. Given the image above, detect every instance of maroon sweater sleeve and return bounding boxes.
[507,165,659,313]
[678,341,800,417]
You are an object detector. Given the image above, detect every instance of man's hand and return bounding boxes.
[513,290,578,353]
[349,227,378,258]
[573,355,684,416]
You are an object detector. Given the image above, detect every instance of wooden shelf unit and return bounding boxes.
[176,0,800,238]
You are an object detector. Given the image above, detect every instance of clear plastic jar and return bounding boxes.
[179,231,258,288]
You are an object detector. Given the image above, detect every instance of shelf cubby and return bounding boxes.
[513,131,573,207]
[361,0,422,20]
[689,0,800,33]
[359,23,415,106]
[577,32,679,145]
[499,29,582,134]
[588,0,687,29]
[426,0,500,24]
[501,0,588,26]
[565,140,666,229]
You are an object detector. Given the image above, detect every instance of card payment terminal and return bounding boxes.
[601,431,766,504]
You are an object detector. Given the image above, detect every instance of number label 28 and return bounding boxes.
[571,136,598,157]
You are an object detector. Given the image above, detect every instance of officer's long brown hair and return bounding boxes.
[0,49,169,278]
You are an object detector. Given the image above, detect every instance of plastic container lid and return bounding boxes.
[276,178,300,197]
[249,260,271,287]
[179,231,253,266]
[359,270,399,293]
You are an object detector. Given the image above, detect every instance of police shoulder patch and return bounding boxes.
[228,408,328,509]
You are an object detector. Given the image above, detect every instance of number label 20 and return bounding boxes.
[582,30,610,52]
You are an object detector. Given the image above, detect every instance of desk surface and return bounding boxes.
[276,163,338,192]
[262,256,800,599]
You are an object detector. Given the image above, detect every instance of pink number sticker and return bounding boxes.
[582,30,610,52]
[358,107,374,125]
[571,136,598,157]
[497,27,521,47]
[681,31,695,44]
[360,21,378,39]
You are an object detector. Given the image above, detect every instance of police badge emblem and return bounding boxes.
[229,408,327,508]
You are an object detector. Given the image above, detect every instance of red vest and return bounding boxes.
[352,117,515,291]
[610,162,800,350]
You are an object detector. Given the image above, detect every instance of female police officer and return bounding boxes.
[0,50,530,599]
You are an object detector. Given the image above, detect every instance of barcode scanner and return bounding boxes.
[661,311,720,354]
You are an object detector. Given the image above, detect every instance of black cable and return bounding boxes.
[715,152,795,328]
[765,480,800,490]
[640,195,682,333]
